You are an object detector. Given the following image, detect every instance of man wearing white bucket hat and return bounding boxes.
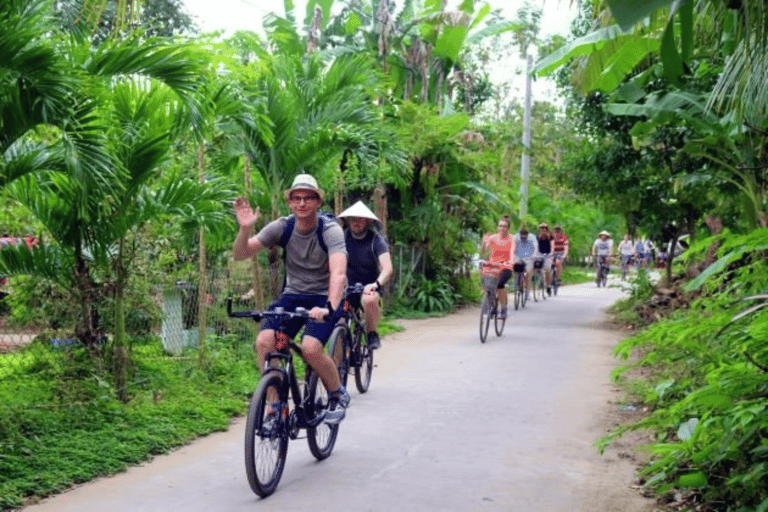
[233,173,351,424]
[338,201,392,350]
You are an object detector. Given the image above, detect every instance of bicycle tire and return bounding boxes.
[551,269,559,296]
[306,376,339,460]
[354,329,373,393]
[330,324,349,388]
[306,326,344,460]
[531,273,539,302]
[494,309,505,336]
[244,372,288,498]
[540,271,547,300]
[601,268,608,287]
[479,292,492,343]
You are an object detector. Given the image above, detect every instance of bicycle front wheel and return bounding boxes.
[494,308,505,336]
[244,372,288,498]
[539,271,547,300]
[355,329,374,393]
[552,270,559,295]
[531,273,540,302]
[479,292,492,343]
[329,324,349,388]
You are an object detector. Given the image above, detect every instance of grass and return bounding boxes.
[0,335,257,510]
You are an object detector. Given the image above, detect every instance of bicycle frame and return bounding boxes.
[227,299,326,433]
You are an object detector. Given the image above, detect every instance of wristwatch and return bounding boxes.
[374,280,382,292]
[325,301,335,317]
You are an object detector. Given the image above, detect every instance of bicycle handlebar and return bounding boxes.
[346,283,366,295]
[227,297,314,321]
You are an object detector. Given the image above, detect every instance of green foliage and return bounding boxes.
[604,231,768,510]
[409,274,460,314]
[0,335,257,509]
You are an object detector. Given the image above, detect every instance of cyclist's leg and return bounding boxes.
[361,291,382,349]
[303,314,350,421]
[524,259,534,294]
[544,255,553,286]
[361,291,380,331]
[497,269,512,313]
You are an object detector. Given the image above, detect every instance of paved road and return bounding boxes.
[23,282,655,512]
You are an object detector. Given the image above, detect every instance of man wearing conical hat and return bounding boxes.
[338,201,392,350]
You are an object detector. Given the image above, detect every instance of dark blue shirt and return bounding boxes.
[344,229,389,286]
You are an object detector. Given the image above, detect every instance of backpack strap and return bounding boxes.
[279,215,296,248]
[279,213,331,252]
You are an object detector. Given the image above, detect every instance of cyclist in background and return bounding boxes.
[482,216,515,319]
[618,234,635,272]
[634,237,646,268]
[514,227,538,301]
[592,230,614,275]
[337,201,392,350]
[232,174,350,424]
[536,223,554,295]
[552,225,569,281]
[644,238,656,267]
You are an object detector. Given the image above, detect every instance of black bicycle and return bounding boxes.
[551,254,563,296]
[227,299,348,498]
[530,257,547,302]
[513,262,527,310]
[479,261,506,343]
[342,283,374,393]
[595,255,610,287]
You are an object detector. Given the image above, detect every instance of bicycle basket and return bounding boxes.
[480,265,501,290]
[533,259,544,269]
[513,262,526,273]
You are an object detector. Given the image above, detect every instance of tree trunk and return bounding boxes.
[197,144,208,365]
[372,183,387,239]
[113,238,129,402]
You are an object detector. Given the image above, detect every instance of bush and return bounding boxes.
[603,231,768,511]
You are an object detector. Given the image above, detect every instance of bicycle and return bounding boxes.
[479,262,506,343]
[620,255,633,281]
[530,257,547,302]
[512,262,527,310]
[226,299,348,498]
[342,283,374,393]
[595,255,610,287]
[550,254,563,296]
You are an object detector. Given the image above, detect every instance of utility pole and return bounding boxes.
[519,54,532,220]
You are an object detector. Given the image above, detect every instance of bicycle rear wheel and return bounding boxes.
[306,326,344,460]
[479,292,493,343]
[354,329,373,393]
[244,372,288,498]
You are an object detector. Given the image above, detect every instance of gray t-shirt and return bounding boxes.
[256,216,347,296]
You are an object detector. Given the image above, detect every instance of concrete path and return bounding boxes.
[23,281,655,512]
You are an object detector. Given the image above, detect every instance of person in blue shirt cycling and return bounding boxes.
[514,227,539,300]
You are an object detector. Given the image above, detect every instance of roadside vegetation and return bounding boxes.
[604,230,768,511]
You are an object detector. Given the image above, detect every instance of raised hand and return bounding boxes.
[234,196,259,229]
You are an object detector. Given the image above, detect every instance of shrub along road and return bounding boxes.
[23,282,655,512]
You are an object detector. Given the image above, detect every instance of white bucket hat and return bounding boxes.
[284,173,325,202]
[599,230,611,236]
[338,201,382,230]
